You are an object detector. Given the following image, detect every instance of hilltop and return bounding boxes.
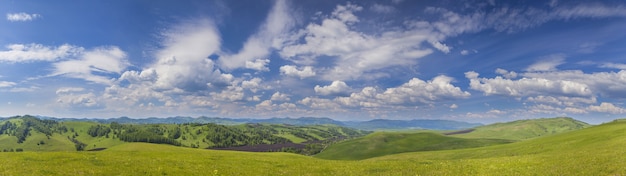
[449,117,590,140]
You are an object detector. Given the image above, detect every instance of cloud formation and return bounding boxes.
[6,12,40,22]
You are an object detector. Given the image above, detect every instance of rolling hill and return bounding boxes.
[0,119,625,175]
[315,117,588,160]
[0,115,369,154]
[449,117,590,140]
[314,131,513,160]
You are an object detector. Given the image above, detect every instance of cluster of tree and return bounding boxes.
[116,125,181,146]
[1,116,69,143]
[0,121,16,134]
[87,125,111,137]
[67,136,86,151]
[205,123,291,148]
[1,148,23,152]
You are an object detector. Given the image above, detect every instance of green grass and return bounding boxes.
[315,131,513,160]
[451,117,590,140]
[0,118,625,175]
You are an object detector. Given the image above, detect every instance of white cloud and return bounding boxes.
[427,3,626,35]
[466,70,592,97]
[6,12,40,22]
[428,40,451,53]
[150,19,230,91]
[245,59,270,71]
[523,70,626,98]
[370,4,395,14]
[299,97,343,110]
[306,75,470,111]
[210,86,244,102]
[270,91,290,101]
[52,46,129,85]
[598,62,626,70]
[588,102,626,114]
[450,104,458,109]
[279,65,316,79]
[56,92,101,109]
[281,3,435,81]
[0,81,16,88]
[374,75,470,105]
[470,68,626,115]
[55,87,85,94]
[525,54,565,72]
[314,81,352,96]
[0,44,82,63]
[218,0,294,71]
[495,68,518,79]
[241,78,264,93]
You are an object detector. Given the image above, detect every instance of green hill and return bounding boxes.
[1,119,625,175]
[0,115,369,154]
[450,117,590,140]
[315,131,513,160]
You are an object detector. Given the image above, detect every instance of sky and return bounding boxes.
[1,0,626,123]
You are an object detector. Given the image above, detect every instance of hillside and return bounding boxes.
[0,115,369,154]
[345,119,482,130]
[315,132,512,160]
[450,117,590,140]
[1,120,625,175]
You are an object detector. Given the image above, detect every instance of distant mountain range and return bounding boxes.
[26,115,481,130]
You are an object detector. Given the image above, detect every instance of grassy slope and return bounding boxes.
[0,118,363,151]
[452,117,590,140]
[0,120,625,175]
[315,132,513,160]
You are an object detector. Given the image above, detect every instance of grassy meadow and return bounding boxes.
[0,119,625,175]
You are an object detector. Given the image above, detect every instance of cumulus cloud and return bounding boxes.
[469,67,626,115]
[6,12,40,22]
[56,90,102,109]
[218,0,294,71]
[305,76,469,111]
[314,81,352,96]
[279,65,316,79]
[150,19,231,91]
[588,102,626,114]
[270,91,290,101]
[0,44,82,63]
[466,71,592,97]
[281,3,435,80]
[495,68,518,79]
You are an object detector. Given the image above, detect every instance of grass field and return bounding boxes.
[451,117,590,140]
[315,132,513,160]
[1,119,625,175]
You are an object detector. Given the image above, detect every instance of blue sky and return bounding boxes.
[1,0,626,123]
